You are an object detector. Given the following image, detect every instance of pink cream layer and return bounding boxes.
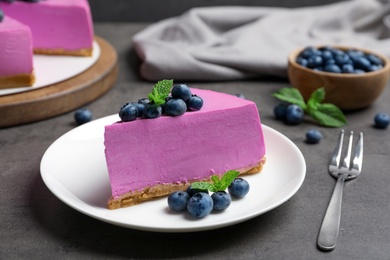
[0,16,33,76]
[104,88,266,199]
[0,0,93,51]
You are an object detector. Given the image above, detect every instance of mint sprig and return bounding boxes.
[273,87,347,127]
[190,170,240,192]
[147,79,173,106]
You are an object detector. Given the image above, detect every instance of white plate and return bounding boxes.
[0,41,101,96]
[40,115,306,232]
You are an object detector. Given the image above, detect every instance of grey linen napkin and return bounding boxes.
[132,0,390,81]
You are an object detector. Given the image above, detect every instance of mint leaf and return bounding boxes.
[190,170,241,192]
[308,103,347,127]
[272,87,307,110]
[148,79,173,106]
[273,86,347,127]
[220,170,240,189]
[307,87,325,111]
[190,182,214,191]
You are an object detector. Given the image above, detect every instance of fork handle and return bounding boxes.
[317,174,346,251]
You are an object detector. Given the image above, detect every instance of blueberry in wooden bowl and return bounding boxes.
[288,45,390,110]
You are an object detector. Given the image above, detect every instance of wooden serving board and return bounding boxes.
[0,36,118,128]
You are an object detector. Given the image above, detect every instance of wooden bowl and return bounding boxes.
[288,46,390,110]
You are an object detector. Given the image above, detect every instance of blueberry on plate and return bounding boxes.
[186,95,204,111]
[186,184,209,197]
[374,112,390,129]
[171,84,192,101]
[187,193,213,218]
[74,108,92,125]
[119,103,138,122]
[306,129,323,144]
[165,98,187,116]
[285,104,304,125]
[167,191,190,212]
[143,104,162,119]
[228,178,250,198]
[211,191,231,211]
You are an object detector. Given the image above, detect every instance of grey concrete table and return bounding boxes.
[1,23,389,259]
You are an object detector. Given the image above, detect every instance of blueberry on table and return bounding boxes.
[374,112,390,129]
[74,108,92,125]
[165,98,187,116]
[306,129,323,144]
[168,191,190,212]
[186,95,204,111]
[285,104,304,125]
[228,178,250,198]
[171,84,192,101]
[211,191,231,211]
[187,193,213,218]
[143,104,162,119]
[119,103,138,122]
[273,103,288,120]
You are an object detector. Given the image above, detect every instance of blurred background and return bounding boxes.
[88,0,345,22]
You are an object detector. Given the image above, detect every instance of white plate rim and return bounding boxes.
[0,40,101,96]
[40,115,306,232]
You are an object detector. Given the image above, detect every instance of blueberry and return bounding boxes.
[306,129,323,144]
[354,57,371,71]
[119,103,138,122]
[374,112,390,129]
[300,47,321,59]
[186,185,209,197]
[324,58,336,65]
[353,69,365,74]
[235,93,246,99]
[186,95,204,111]
[143,104,162,119]
[165,98,187,116]
[211,191,231,211]
[366,54,383,66]
[171,84,192,101]
[74,108,92,125]
[187,193,213,218]
[324,64,341,73]
[307,55,323,69]
[138,98,150,105]
[321,50,334,61]
[167,191,190,212]
[342,64,354,73]
[228,178,250,198]
[0,9,4,23]
[285,104,304,125]
[296,57,308,67]
[346,49,364,60]
[273,103,288,120]
[130,102,145,117]
[335,53,352,67]
[367,65,382,72]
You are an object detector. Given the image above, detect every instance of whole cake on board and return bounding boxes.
[104,84,267,209]
[0,0,94,89]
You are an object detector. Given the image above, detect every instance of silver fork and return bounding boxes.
[317,130,363,252]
